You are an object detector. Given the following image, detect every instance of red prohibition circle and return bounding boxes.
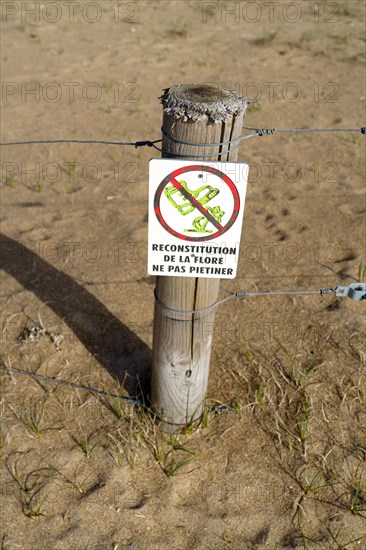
[154,165,240,242]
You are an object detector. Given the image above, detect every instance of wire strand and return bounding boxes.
[0,127,364,148]
[0,365,237,415]
[241,126,365,139]
[0,138,161,148]
[154,286,341,315]
[0,365,140,404]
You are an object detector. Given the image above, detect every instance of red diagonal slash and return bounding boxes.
[169,177,224,231]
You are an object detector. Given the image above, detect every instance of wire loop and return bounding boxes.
[161,126,242,148]
[154,287,235,315]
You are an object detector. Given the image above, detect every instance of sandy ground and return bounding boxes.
[0,1,365,549]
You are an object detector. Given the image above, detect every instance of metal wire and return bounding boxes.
[0,127,364,148]
[0,365,237,415]
[154,285,342,315]
[0,365,140,404]
[160,126,242,147]
[150,142,241,158]
[154,287,236,315]
[230,289,331,297]
[0,138,161,148]
[241,126,365,139]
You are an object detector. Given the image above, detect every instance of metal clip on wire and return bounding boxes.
[257,128,276,136]
[134,140,155,148]
[335,283,366,301]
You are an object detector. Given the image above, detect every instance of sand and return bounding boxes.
[1,1,365,548]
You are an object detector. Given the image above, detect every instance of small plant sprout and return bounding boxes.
[23,407,45,436]
[67,158,78,179]
[296,397,311,445]
[351,133,361,146]
[104,389,126,420]
[23,493,47,519]
[6,452,55,518]
[243,346,254,362]
[80,434,101,459]
[6,452,29,492]
[102,80,114,93]
[34,180,42,193]
[5,175,16,188]
[107,428,141,468]
[303,469,323,496]
[247,103,262,113]
[201,403,210,429]
[13,399,55,437]
[358,261,366,282]
[255,382,267,406]
[350,480,366,516]
[52,467,88,495]
[161,436,196,477]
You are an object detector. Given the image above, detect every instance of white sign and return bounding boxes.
[148,159,249,279]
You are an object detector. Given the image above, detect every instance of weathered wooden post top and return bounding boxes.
[151,84,249,433]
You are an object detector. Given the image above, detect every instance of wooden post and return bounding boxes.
[151,84,248,432]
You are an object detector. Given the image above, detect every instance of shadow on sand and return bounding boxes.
[0,233,151,397]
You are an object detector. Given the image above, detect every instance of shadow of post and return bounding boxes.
[0,233,151,397]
